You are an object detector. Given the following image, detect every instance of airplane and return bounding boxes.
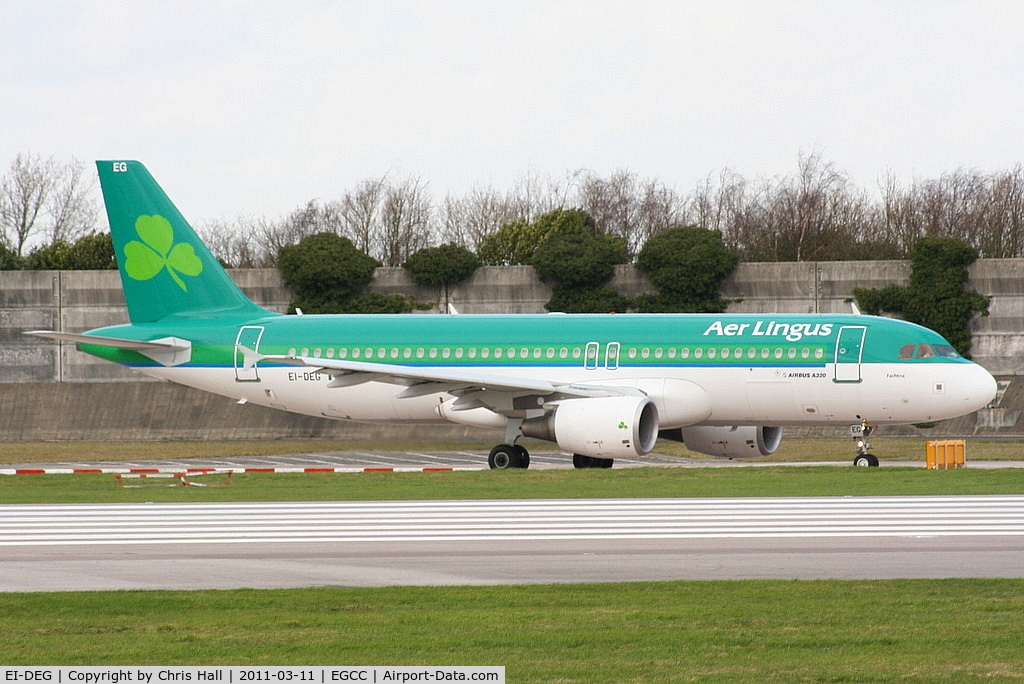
[28,161,998,469]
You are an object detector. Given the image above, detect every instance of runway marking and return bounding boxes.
[2,496,1024,546]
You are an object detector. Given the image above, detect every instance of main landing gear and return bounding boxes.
[572,454,613,469]
[485,445,614,469]
[851,420,880,467]
[488,444,530,469]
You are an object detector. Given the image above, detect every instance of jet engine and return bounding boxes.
[665,425,783,458]
[522,396,659,459]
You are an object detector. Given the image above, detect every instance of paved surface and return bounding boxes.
[3,496,1024,591]
[6,448,1023,473]
[4,451,1024,592]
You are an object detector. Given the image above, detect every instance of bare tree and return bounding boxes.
[438,184,522,252]
[0,153,57,255]
[378,176,432,266]
[341,175,388,257]
[197,216,274,268]
[251,199,343,266]
[575,170,689,255]
[505,169,574,224]
[44,158,98,245]
[982,164,1024,258]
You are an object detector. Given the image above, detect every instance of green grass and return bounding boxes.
[3,580,1024,680]
[4,466,1024,504]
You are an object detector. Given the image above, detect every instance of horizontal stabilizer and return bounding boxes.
[26,330,192,367]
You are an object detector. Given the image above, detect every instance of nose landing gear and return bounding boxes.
[851,420,879,467]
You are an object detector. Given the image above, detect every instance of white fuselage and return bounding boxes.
[137,357,995,429]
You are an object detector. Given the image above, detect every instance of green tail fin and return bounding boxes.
[97,160,269,323]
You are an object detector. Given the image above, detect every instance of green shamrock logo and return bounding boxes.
[124,215,203,291]
[618,421,628,430]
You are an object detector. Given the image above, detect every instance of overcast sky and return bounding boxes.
[4,1,1023,224]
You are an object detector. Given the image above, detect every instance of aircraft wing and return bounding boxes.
[259,352,632,409]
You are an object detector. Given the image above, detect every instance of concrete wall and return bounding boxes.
[2,260,1020,440]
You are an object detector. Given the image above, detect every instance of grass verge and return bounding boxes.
[3,580,1024,680]
[4,466,1024,504]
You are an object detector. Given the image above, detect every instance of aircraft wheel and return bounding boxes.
[513,445,531,469]
[489,444,517,470]
[489,444,529,469]
[573,454,614,469]
[853,454,879,467]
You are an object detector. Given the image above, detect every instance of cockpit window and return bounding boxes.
[899,343,960,360]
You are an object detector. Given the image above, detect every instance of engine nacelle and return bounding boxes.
[668,425,783,458]
[522,396,659,459]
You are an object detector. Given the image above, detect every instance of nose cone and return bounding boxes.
[961,362,998,413]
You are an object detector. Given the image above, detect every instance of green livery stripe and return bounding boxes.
[81,313,967,369]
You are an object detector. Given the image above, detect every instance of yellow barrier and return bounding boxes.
[926,440,965,470]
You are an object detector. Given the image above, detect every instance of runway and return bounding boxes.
[3,496,1024,591]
